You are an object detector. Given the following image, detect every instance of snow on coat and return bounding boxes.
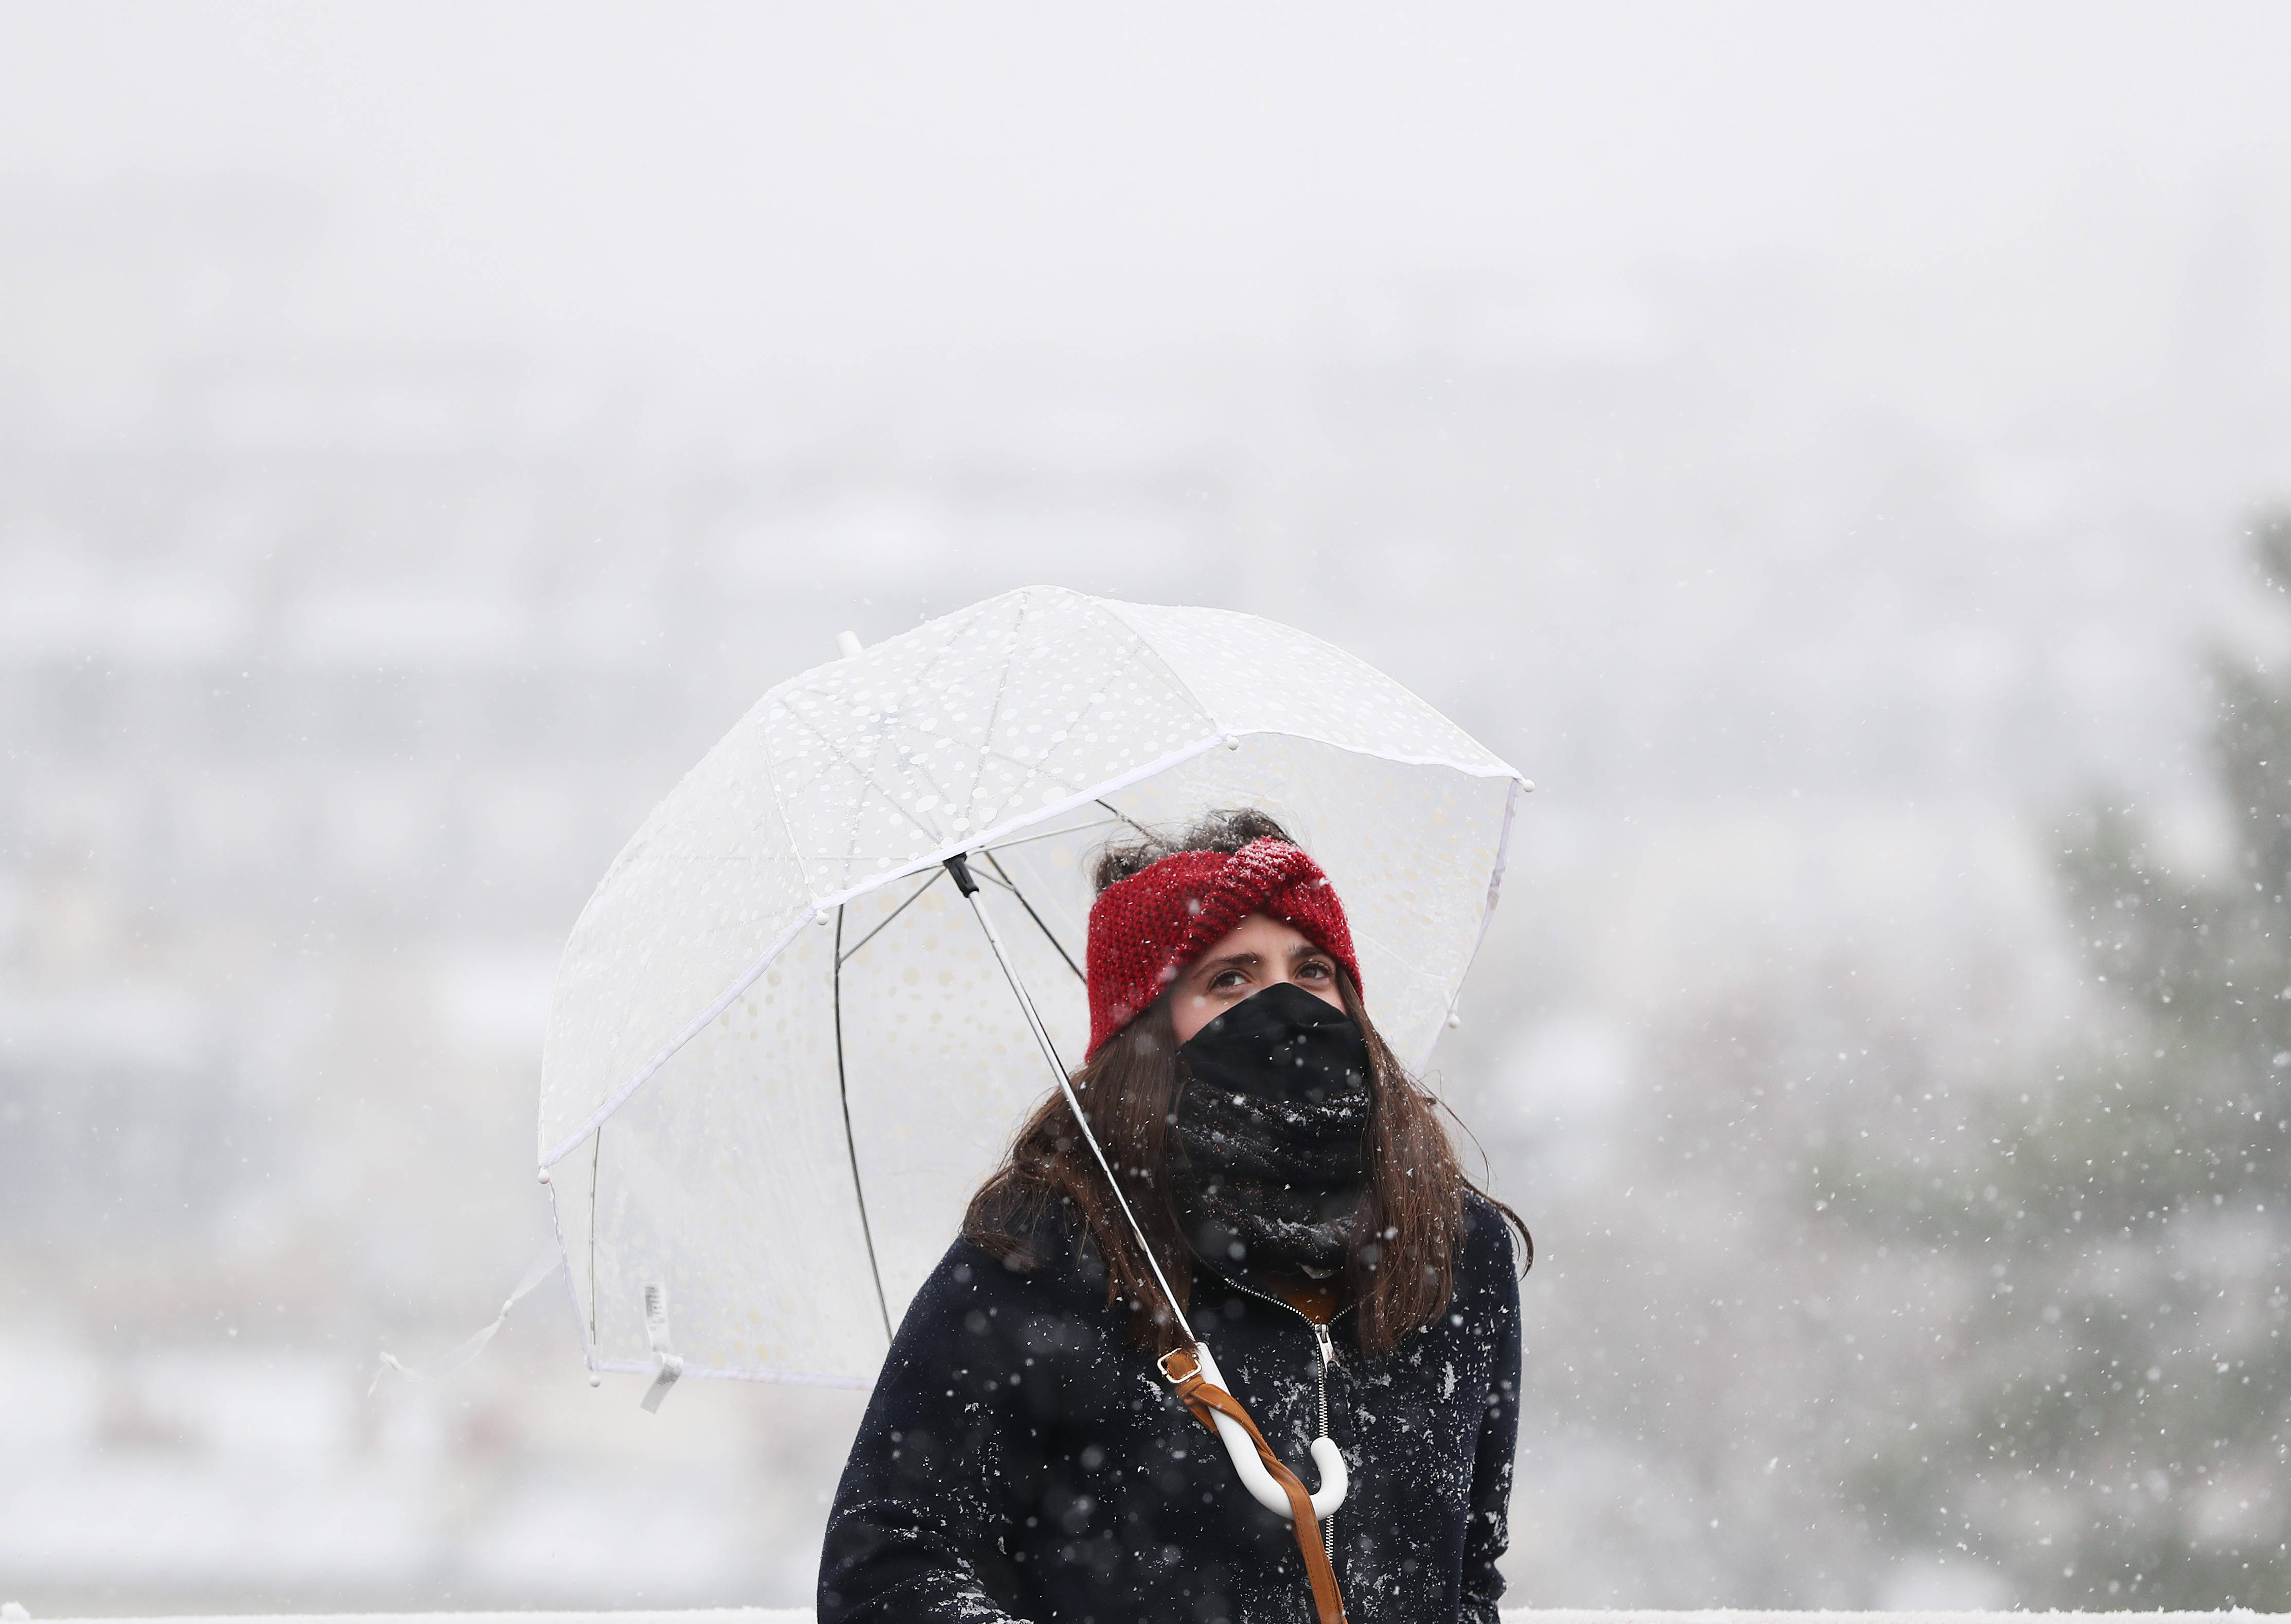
[819,1195,1522,1623]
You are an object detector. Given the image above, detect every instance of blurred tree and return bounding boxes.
[1853,510,2291,1608]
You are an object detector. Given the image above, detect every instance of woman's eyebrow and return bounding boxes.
[1193,949,1262,976]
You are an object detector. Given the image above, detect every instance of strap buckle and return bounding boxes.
[1157,1344,1202,1385]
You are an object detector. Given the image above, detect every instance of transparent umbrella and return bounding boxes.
[538,585,1528,1395]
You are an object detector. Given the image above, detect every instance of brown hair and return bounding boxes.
[962,809,1529,1357]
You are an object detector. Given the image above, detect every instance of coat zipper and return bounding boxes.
[1210,1272,1351,1572]
[1310,1319,1339,1559]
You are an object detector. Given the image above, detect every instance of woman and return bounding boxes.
[819,810,1529,1624]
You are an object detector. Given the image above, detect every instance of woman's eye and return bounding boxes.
[1298,961,1331,980]
[1210,970,1247,990]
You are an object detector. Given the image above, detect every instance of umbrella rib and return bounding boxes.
[953,593,1028,822]
[887,612,991,828]
[832,905,896,1347]
[773,610,999,876]
[828,598,984,873]
[836,867,943,968]
[774,702,941,857]
[588,1128,602,1352]
[978,848,1086,985]
[977,814,1124,853]
[1096,797,1154,837]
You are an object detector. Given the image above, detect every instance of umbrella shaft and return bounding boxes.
[949,859,1195,1345]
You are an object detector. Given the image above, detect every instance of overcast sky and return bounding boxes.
[6,1,2290,391]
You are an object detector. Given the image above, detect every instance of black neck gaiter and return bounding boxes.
[1170,981,1372,1280]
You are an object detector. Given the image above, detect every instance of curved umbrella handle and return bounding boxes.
[1190,1342,1349,1521]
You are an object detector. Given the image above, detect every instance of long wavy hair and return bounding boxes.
[962,809,1529,1358]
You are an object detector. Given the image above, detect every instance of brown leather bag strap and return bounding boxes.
[1161,1346,1349,1624]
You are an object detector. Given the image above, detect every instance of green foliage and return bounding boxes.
[1868,510,2291,1608]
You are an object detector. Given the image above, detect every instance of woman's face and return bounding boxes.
[1167,910,1347,1044]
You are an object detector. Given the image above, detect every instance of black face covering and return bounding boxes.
[1170,980,1373,1279]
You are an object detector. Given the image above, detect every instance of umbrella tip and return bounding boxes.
[588,1372,603,1388]
[836,630,863,659]
[537,1167,551,1185]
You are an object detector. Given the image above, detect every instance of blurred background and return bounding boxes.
[3,2,2289,1613]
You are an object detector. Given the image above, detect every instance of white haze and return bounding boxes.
[3,2,2290,1613]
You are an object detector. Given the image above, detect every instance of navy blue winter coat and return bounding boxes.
[818,1195,1522,1623]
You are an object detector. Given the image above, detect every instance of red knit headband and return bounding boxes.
[1083,836,1362,1058]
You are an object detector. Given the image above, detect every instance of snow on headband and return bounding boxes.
[1084,836,1362,1058]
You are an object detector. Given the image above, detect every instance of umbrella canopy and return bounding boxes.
[539,586,1527,1388]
